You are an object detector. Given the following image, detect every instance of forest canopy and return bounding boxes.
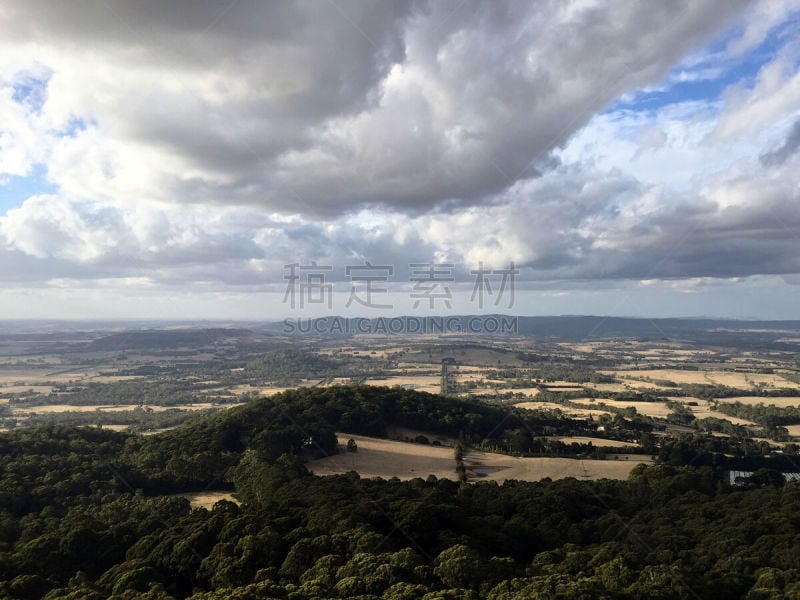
[0,386,799,599]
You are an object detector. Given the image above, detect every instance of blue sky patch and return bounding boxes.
[606,15,798,116]
[0,165,56,215]
[11,71,52,114]
[60,117,92,138]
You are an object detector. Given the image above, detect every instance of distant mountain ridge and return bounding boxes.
[266,315,800,343]
[86,328,258,351]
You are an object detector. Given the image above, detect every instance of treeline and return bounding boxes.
[716,401,800,427]
[2,428,800,598]
[17,380,219,407]
[532,390,656,435]
[237,349,345,385]
[5,407,215,432]
[2,388,800,597]
[656,434,800,472]
[691,416,755,439]
[677,383,800,399]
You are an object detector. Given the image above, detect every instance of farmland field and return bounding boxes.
[307,434,457,480]
[571,398,674,418]
[545,436,638,448]
[666,397,759,425]
[716,396,800,407]
[605,369,800,389]
[364,375,441,393]
[514,401,613,419]
[306,433,652,482]
[463,449,652,482]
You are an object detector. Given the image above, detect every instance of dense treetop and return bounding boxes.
[1,386,799,598]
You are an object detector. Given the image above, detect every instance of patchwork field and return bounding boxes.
[506,387,541,396]
[666,398,758,425]
[0,367,145,399]
[514,401,612,419]
[0,385,54,394]
[716,396,800,407]
[363,375,442,393]
[571,398,673,418]
[11,402,236,415]
[584,382,630,393]
[605,369,800,389]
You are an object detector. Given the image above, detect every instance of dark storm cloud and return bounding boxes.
[8,0,800,295]
[0,0,749,215]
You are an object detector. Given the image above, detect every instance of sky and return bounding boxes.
[1,0,800,320]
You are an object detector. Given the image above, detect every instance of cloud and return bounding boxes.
[713,48,800,140]
[0,0,749,217]
[725,0,800,56]
[761,118,800,165]
[4,133,800,288]
[2,0,800,320]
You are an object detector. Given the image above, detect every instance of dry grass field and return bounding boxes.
[307,434,457,480]
[560,342,603,353]
[571,398,674,418]
[514,401,612,419]
[716,396,800,407]
[465,388,500,397]
[11,402,232,415]
[227,380,318,396]
[0,385,54,394]
[174,491,238,510]
[666,397,757,425]
[507,387,541,397]
[12,404,126,414]
[463,450,652,482]
[0,367,144,397]
[305,433,650,483]
[605,369,800,389]
[454,373,487,383]
[584,382,631,393]
[364,375,441,393]
[546,436,638,447]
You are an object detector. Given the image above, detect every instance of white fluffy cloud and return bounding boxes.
[0,1,750,211]
[1,0,800,318]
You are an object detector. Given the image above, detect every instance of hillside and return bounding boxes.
[1,386,800,598]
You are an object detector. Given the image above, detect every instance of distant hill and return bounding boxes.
[268,315,800,347]
[244,348,338,381]
[515,316,800,342]
[86,328,256,351]
[126,385,580,490]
